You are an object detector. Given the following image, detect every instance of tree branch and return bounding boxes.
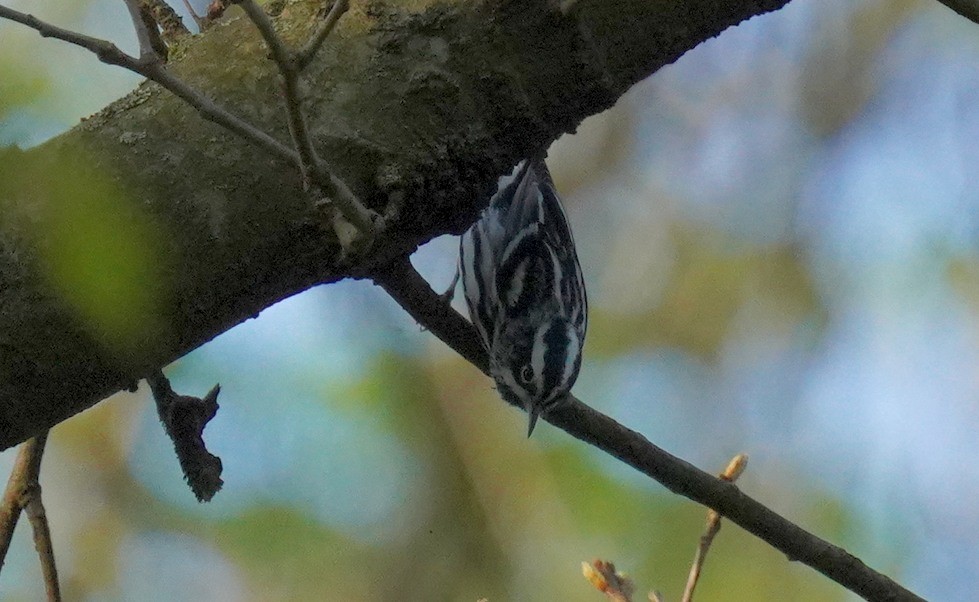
[371,257,924,602]
[141,0,191,40]
[0,0,795,454]
[123,0,170,62]
[236,0,315,175]
[0,3,298,162]
[234,0,378,234]
[681,454,748,602]
[0,5,138,67]
[295,0,349,70]
[0,432,61,602]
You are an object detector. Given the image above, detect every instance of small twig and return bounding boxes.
[146,371,223,502]
[314,164,379,235]
[235,0,378,235]
[0,432,61,602]
[142,11,171,62]
[583,559,634,602]
[123,0,164,62]
[295,0,349,70]
[23,444,60,602]
[179,0,228,30]
[681,453,748,602]
[147,62,298,160]
[235,0,314,180]
[235,0,294,70]
[584,456,748,602]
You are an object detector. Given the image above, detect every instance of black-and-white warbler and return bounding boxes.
[458,159,588,435]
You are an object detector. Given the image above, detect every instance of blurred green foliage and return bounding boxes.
[591,226,824,359]
[0,58,49,122]
[10,155,172,357]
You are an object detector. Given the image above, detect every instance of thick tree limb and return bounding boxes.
[0,1,791,445]
[372,258,924,602]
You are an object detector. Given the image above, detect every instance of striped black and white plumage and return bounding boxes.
[459,159,587,435]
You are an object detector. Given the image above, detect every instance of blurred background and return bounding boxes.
[2,0,979,600]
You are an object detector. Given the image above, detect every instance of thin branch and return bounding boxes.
[138,0,190,46]
[235,0,377,233]
[372,257,925,602]
[295,0,349,70]
[935,0,979,25]
[143,62,298,162]
[0,4,297,164]
[681,454,748,602]
[0,432,61,602]
[313,164,379,235]
[23,443,60,602]
[0,451,25,569]
[235,0,314,180]
[0,5,139,68]
[375,259,488,371]
[235,0,293,70]
[123,0,164,62]
[180,0,207,31]
[0,435,47,564]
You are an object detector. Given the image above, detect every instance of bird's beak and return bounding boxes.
[526,407,540,437]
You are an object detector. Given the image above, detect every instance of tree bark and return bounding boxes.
[0,0,791,449]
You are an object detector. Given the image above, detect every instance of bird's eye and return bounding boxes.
[518,363,534,384]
